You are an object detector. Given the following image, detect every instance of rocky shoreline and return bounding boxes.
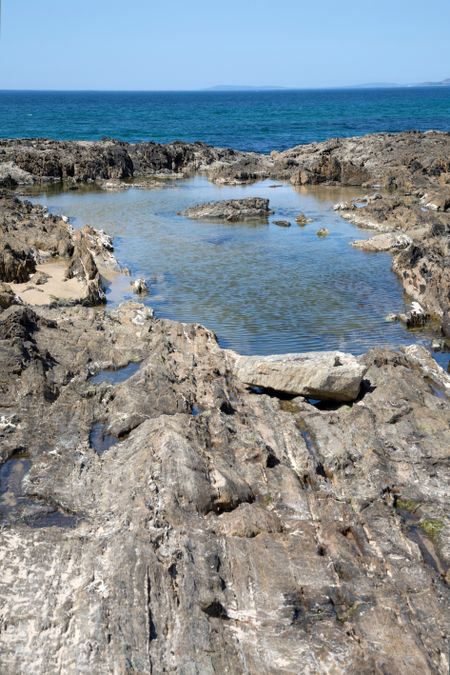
[0,132,449,673]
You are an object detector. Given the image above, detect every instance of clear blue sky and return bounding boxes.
[1,0,449,90]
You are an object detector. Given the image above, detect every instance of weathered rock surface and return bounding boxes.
[0,138,269,186]
[1,132,450,673]
[233,351,367,401]
[274,131,450,190]
[0,297,449,673]
[181,197,271,222]
[338,192,450,320]
[352,232,413,252]
[0,196,115,305]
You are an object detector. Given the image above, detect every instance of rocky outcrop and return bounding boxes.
[273,131,450,190]
[338,193,450,321]
[233,351,367,401]
[352,232,413,252]
[0,297,449,673]
[181,197,271,221]
[0,138,267,186]
[1,132,450,673]
[0,196,114,305]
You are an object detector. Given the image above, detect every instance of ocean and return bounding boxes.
[1,87,449,151]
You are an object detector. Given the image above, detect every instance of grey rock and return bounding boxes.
[181,197,271,222]
[232,351,367,401]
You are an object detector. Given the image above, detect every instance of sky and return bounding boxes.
[0,0,449,90]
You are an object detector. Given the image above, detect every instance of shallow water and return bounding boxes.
[89,361,141,385]
[32,177,448,361]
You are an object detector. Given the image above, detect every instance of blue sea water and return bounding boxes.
[1,87,449,151]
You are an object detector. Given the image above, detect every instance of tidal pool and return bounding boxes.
[32,177,446,359]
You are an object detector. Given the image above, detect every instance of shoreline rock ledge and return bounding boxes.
[232,351,367,401]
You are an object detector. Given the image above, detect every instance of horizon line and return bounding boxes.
[0,84,447,93]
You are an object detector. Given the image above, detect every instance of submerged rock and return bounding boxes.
[233,351,367,401]
[181,197,271,222]
[273,219,291,227]
[316,227,330,237]
[295,212,311,226]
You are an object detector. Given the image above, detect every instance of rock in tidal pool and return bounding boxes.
[180,197,271,222]
[295,212,311,226]
[273,220,291,227]
[233,351,367,401]
[316,227,330,238]
[131,278,148,295]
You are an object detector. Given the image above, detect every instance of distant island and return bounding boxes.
[205,85,287,92]
[206,79,450,91]
[355,78,450,88]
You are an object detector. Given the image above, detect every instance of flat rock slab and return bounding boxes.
[233,351,367,401]
[181,197,271,222]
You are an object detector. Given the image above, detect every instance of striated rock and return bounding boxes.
[273,219,291,227]
[181,197,271,222]
[232,351,367,401]
[0,300,448,673]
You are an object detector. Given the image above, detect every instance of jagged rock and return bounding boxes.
[181,197,271,222]
[333,200,354,211]
[0,243,35,282]
[0,282,20,309]
[232,351,367,401]
[0,301,448,673]
[131,278,149,295]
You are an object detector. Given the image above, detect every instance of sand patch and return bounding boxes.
[10,261,85,305]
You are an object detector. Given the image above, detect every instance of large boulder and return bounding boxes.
[181,197,271,222]
[233,351,367,401]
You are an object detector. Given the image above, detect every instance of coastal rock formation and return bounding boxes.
[352,232,413,252]
[0,196,115,306]
[232,351,367,401]
[274,131,450,190]
[0,133,450,673]
[181,197,271,221]
[0,294,449,673]
[0,138,268,186]
[338,193,450,320]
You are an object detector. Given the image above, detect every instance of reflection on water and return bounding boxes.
[32,177,447,359]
